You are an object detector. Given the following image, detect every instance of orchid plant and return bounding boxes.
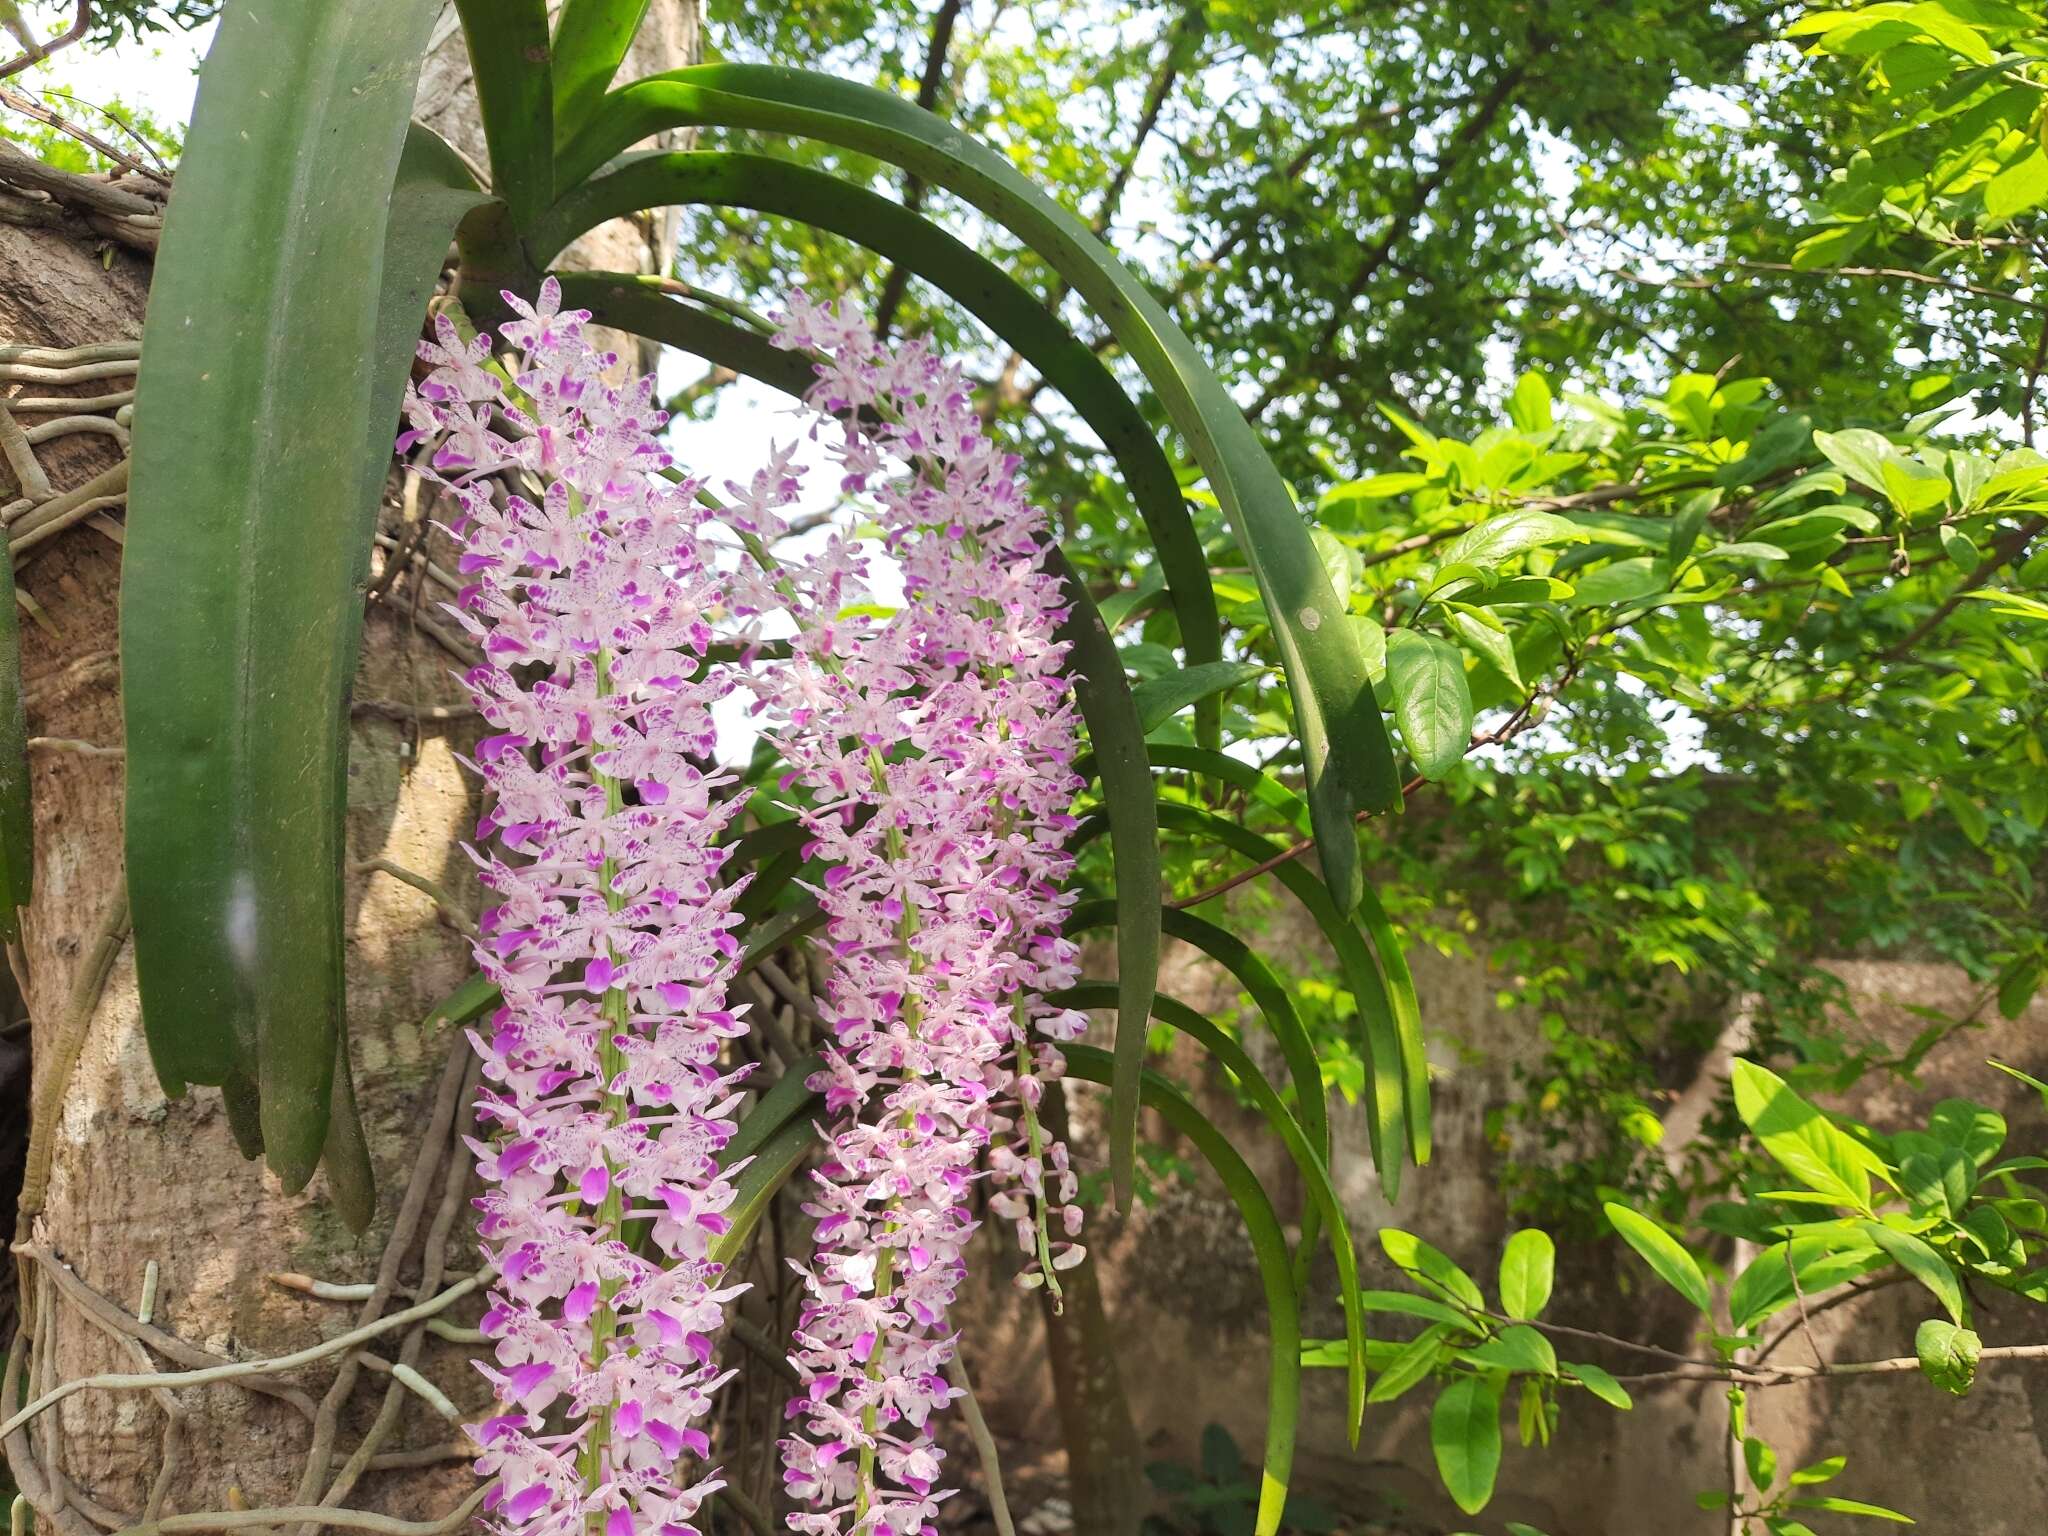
[393,280,1106,1534]
[116,5,1424,1533]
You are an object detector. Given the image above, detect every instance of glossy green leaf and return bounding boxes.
[1784,1496,1913,1523]
[559,63,1399,910]
[1435,510,1587,569]
[1985,147,2048,221]
[453,0,554,227]
[1499,1229,1556,1320]
[1358,1289,1482,1332]
[1727,1234,1887,1332]
[0,575,30,942]
[1132,660,1269,733]
[1367,1323,1451,1404]
[1928,1097,2006,1167]
[1382,1228,1486,1311]
[1448,608,1523,691]
[1460,1323,1556,1376]
[1056,980,1369,1441]
[551,0,653,140]
[1745,1436,1778,1491]
[1789,1456,1846,1486]
[1384,630,1472,780]
[1063,1044,1302,1536]
[1859,1222,1964,1324]
[1565,1360,1632,1410]
[1603,1204,1712,1312]
[1730,1060,1883,1212]
[1430,1374,1504,1516]
[124,0,477,1191]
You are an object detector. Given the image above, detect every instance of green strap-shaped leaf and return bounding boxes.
[1056,981,1369,1444]
[124,0,483,1191]
[553,273,820,394]
[1128,743,1430,1163]
[1052,557,1161,1211]
[551,0,653,141]
[558,64,1399,910]
[739,897,827,977]
[534,151,1224,727]
[0,575,30,943]
[721,1054,825,1170]
[452,0,554,227]
[1062,1043,1300,1536]
[1065,898,1326,1169]
[1156,800,1414,1191]
[708,1116,816,1269]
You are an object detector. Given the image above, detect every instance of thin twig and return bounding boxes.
[0,1,89,84]
[0,83,168,183]
[353,858,478,941]
[947,1353,1016,1536]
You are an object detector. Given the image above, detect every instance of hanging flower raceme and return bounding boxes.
[399,282,756,1536]
[737,296,1090,1536]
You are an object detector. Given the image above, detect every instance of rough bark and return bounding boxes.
[1036,1083,1146,1536]
[2,3,699,1521]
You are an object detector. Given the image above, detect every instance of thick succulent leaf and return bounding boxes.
[559,64,1400,910]
[452,0,554,226]
[1065,898,1325,1168]
[1136,743,1430,1162]
[535,151,1223,708]
[124,0,477,1190]
[708,1117,815,1268]
[0,577,29,942]
[1051,558,1161,1210]
[739,898,826,976]
[551,273,819,395]
[721,1054,825,1169]
[320,1034,376,1233]
[1062,1043,1301,1536]
[551,0,653,140]
[1157,800,1417,1190]
[1056,981,1369,1443]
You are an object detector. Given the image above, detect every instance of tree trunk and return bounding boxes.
[2,4,697,1523]
[1037,1083,1147,1536]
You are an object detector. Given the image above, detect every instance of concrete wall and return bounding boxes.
[956,926,2048,1535]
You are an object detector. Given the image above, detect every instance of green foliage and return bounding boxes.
[92,0,2048,1522]
[1143,1424,1337,1536]
[124,0,484,1201]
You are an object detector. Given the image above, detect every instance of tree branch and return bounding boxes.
[1248,60,1530,421]
[1879,513,2047,662]
[873,0,968,337]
